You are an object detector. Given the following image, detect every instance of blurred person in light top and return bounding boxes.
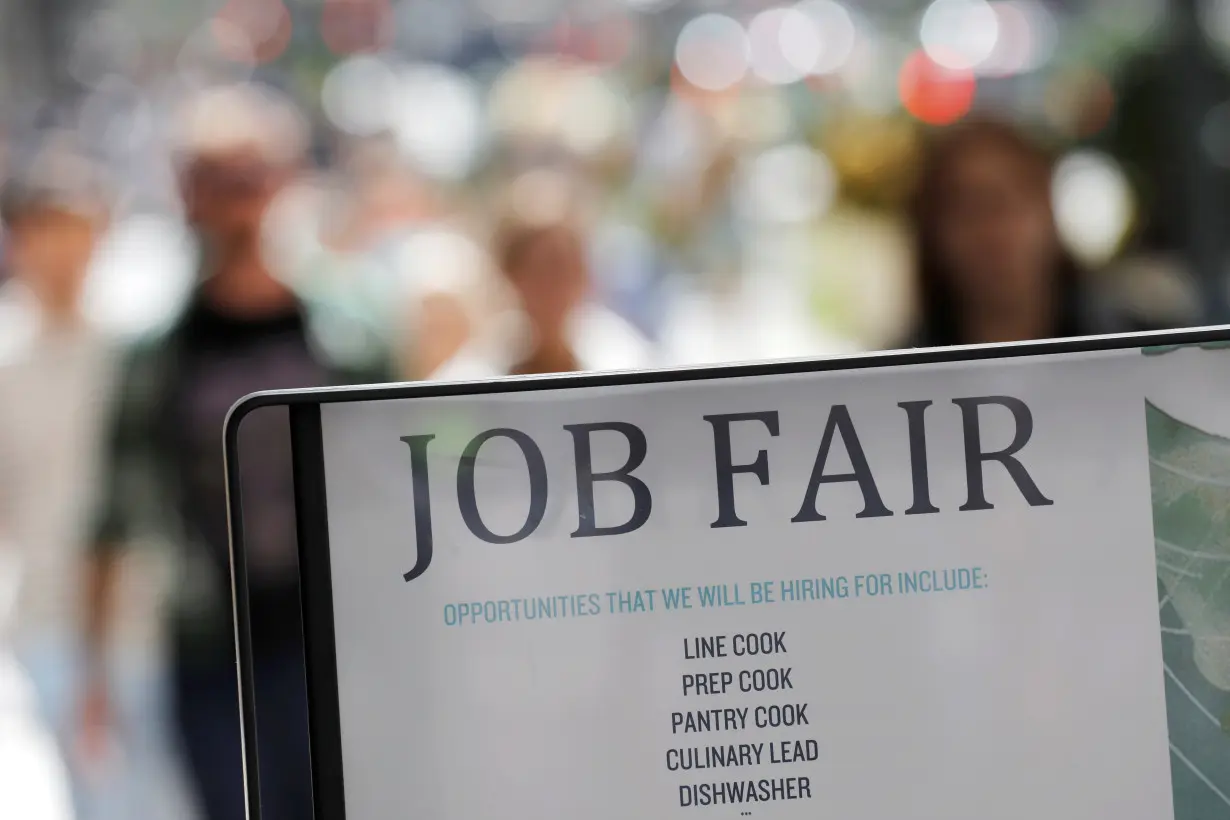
[901,119,1126,349]
[81,84,393,820]
[0,144,109,820]
[431,169,653,380]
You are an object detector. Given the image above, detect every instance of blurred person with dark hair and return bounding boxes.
[902,119,1124,349]
[81,84,392,820]
[0,145,114,820]
[430,170,653,380]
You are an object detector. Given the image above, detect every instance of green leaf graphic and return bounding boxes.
[1148,402,1230,692]
[1146,402,1230,817]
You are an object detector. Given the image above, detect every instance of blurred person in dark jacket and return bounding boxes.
[81,84,392,820]
[902,119,1124,349]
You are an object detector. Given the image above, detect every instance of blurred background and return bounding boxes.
[0,0,1227,817]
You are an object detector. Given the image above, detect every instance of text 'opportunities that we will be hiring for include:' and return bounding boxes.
[441,572,990,812]
[672,630,815,811]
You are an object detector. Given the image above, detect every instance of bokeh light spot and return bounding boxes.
[321,55,400,136]
[675,14,750,93]
[899,50,975,125]
[83,215,198,339]
[978,0,1056,76]
[735,143,837,224]
[556,71,633,157]
[794,0,856,75]
[749,8,813,85]
[389,64,483,180]
[920,0,999,71]
[1052,150,1134,267]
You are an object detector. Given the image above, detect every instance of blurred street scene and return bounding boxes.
[0,0,1227,817]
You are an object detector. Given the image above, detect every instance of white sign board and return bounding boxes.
[226,335,1230,820]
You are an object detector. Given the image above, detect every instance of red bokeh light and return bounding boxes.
[898,50,975,126]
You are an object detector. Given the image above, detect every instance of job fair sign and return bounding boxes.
[227,335,1230,820]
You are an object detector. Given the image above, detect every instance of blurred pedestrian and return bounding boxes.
[431,170,653,379]
[901,119,1124,348]
[81,84,392,820]
[0,144,131,819]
